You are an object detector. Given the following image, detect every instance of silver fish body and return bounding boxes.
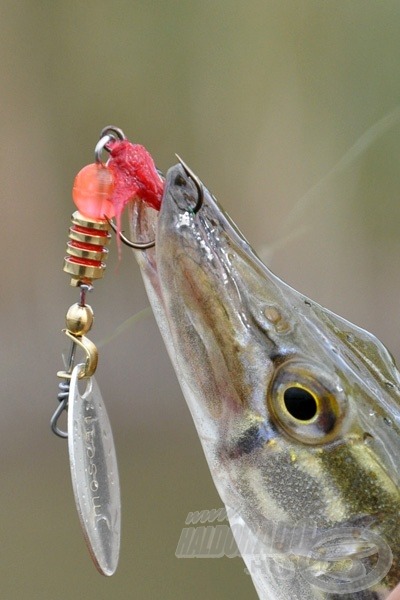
[131,164,400,600]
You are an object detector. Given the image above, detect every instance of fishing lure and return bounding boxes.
[52,126,400,600]
[51,126,162,575]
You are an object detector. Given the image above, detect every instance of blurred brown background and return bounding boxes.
[2,2,400,598]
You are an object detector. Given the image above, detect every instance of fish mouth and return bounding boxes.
[147,161,292,326]
[157,162,253,256]
[131,162,258,284]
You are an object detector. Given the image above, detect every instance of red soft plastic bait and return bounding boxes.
[107,139,163,215]
[72,139,163,227]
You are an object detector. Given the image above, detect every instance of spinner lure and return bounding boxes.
[51,126,163,575]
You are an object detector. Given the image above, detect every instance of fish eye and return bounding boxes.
[283,386,318,421]
[267,360,347,445]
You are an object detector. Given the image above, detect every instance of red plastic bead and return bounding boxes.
[72,163,115,219]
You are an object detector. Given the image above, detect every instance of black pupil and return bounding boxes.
[283,387,317,421]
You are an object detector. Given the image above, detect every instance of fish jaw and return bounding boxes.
[131,164,400,598]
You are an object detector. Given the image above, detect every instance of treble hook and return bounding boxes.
[175,154,204,214]
[94,125,156,250]
[106,156,204,248]
[95,129,204,249]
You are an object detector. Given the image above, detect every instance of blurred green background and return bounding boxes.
[2,1,400,598]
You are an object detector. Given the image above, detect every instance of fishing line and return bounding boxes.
[261,105,400,261]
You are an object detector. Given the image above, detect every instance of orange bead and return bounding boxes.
[72,163,115,219]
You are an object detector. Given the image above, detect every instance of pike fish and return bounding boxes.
[131,163,400,600]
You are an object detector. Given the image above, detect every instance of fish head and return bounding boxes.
[132,163,400,595]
